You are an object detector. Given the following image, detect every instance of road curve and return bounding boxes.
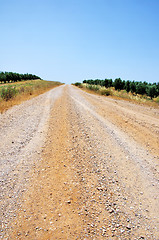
[0,85,159,239]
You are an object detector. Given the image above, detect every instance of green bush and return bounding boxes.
[86,84,93,90]
[74,82,81,86]
[99,88,111,96]
[92,85,100,91]
[1,86,18,101]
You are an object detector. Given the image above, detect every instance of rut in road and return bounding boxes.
[1,85,159,239]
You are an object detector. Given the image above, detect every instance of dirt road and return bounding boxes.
[0,85,159,239]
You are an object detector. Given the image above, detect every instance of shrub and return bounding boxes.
[92,85,100,91]
[19,86,25,93]
[155,97,159,104]
[87,84,93,90]
[74,82,81,87]
[25,86,33,95]
[1,86,18,101]
[99,88,111,96]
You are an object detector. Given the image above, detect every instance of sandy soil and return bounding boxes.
[0,85,159,239]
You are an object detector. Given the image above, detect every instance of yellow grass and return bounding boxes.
[76,83,159,108]
[0,80,62,113]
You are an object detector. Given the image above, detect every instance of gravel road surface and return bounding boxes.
[0,85,159,239]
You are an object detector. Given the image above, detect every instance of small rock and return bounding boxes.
[126,225,131,230]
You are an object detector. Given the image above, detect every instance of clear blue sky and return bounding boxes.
[1,0,159,84]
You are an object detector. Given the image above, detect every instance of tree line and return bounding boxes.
[83,78,159,99]
[0,72,41,84]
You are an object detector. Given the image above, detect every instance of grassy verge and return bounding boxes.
[74,83,159,107]
[0,79,62,113]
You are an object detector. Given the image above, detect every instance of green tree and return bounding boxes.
[104,79,109,88]
[125,80,130,92]
[130,81,136,93]
[147,85,157,99]
[136,83,146,95]
[114,78,123,90]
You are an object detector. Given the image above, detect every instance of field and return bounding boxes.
[0,79,62,112]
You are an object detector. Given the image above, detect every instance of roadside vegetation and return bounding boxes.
[74,78,159,105]
[0,79,62,113]
[0,71,40,83]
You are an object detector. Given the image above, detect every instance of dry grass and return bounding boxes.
[76,83,159,108]
[0,80,62,113]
